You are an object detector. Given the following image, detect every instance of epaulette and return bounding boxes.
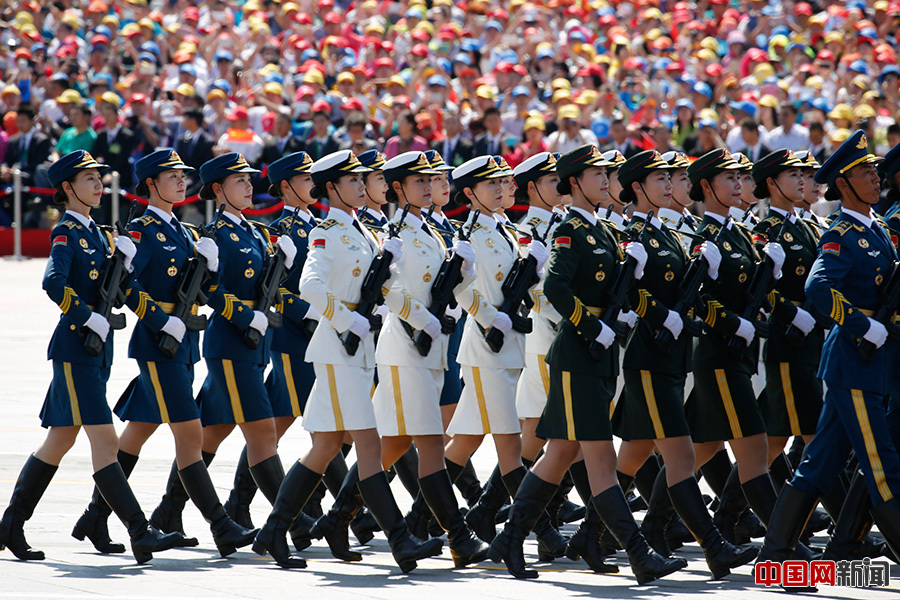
[318,219,338,230]
[468,222,486,233]
[60,219,80,230]
[829,220,857,237]
[136,214,161,226]
[699,223,720,238]
[398,222,415,233]
[761,215,782,229]
[568,216,589,229]
[522,215,545,229]
[449,219,465,229]
[248,220,272,234]
[628,220,646,234]
[215,219,233,229]
[363,222,386,234]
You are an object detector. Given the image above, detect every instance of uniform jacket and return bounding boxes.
[270,207,317,358]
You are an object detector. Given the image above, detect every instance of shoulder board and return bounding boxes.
[568,216,590,229]
[761,215,782,229]
[137,214,161,226]
[829,220,855,237]
[363,222,385,234]
[216,220,233,229]
[398,222,415,233]
[318,219,339,230]
[699,222,719,238]
[60,219,79,230]
[449,219,465,229]
[628,220,646,235]
[524,216,544,228]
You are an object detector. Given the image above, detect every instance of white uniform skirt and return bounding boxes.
[373,365,444,437]
[302,363,377,432]
[447,366,522,435]
[515,353,551,419]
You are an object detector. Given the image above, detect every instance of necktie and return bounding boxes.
[495,223,513,249]
[240,220,252,234]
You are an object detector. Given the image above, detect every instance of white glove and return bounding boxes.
[277,235,297,269]
[249,310,269,335]
[453,239,476,275]
[347,311,371,339]
[594,320,616,349]
[304,304,321,321]
[195,237,219,272]
[527,240,549,272]
[699,240,721,279]
[790,307,816,336]
[84,312,110,342]
[445,303,463,320]
[762,242,785,280]
[114,234,136,271]
[490,312,513,336]
[735,317,755,346]
[374,303,390,320]
[161,316,186,343]
[423,314,443,341]
[663,309,683,340]
[382,236,403,265]
[617,309,637,329]
[624,242,648,279]
[863,318,888,349]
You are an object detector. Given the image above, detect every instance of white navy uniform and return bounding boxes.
[373,211,475,436]
[515,206,564,419]
[448,210,526,435]
[299,206,395,432]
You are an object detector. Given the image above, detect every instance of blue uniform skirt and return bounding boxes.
[40,361,112,428]
[199,358,273,425]
[439,314,464,407]
[114,361,200,424]
[265,351,314,418]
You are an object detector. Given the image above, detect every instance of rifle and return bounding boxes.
[653,212,731,354]
[723,213,790,357]
[858,260,900,360]
[599,210,655,346]
[340,203,410,356]
[483,212,562,353]
[158,204,224,358]
[82,202,137,357]
[242,206,300,349]
[404,210,480,357]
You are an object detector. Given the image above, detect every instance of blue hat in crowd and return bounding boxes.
[48,151,109,187]
[814,130,882,186]
[878,142,900,177]
[511,86,529,98]
[199,153,260,186]
[134,149,193,186]
[267,151,313,196]
[357,149,386,171]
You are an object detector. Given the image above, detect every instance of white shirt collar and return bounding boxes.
[107,124,121,138]
[222,210,246,226]
[146,204,175,224]
[65,209,94,228]
[292,207,313,223]
[631,211,663,229]
[494,213,512,225]
[401,211,423,229]
[768,205,796,222]
[571,206,597,226]
[525,206,554,222]
[327,206,354,223]
[842,207,873,228]
[656,206,682,224]
[706,210,732,228]
[603,210,626,229]
[474,211,497,229]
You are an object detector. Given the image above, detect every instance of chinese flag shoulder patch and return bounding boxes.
[52,235,67,246]
[312,238,326,248]
[822,242,840,255]
[129,231,142,243]
[554,236,571,248]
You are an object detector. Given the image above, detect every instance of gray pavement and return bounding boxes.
[0,257,896,599]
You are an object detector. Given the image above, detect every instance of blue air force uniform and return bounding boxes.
[792,132,900,506]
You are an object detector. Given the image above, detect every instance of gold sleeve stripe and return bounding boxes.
[570,298,584,327]
[400,292,415,320]
[135,291,153,320]
[468,290,483,316]
[381,285,390,297]
[704,299,723,328]
[830,288,847,325]
[60,286,76,314]
[222,293,238,320]
[209,285,218,292]
[635,289,651,317]
[766,289,777,308]
[324,292,339,321]
[531,290,542,313]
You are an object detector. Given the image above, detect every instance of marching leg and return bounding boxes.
[0,455,58,560]
[223,446,257,529]
[71,450,137,554]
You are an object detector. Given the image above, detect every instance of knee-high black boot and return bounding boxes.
[699,448,732,505]
[668,477,758,579]
[292,452,350,551]
[771,453,831,537]
[545,469,584,528]
[633,457,661,506]
[713,466,746,543]
[248,455,284,505]
[870,497,900,564]
[178,461,259,557]
[501,466,568,561]
[465,465,509,542]
[640,466,676,556]
[743,473,819,561]
[0,455,58,560]
[310,463,364,561]
[393,446,421,499]
[150,451,214,546]
[252,461,323,568]
[419,470,488,567]
[72,450,138,554]
[564,460,618,573]
[453,459,484,508]
[93,463,182,564]
[786,436,806,470]
[487,472,558,579]
[224,446,256,529]
[823,471,885,560]
[357,471,444,573]
[756,482,819,592]
[592,485,687,585]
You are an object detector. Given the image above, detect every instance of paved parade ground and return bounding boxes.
[0,257,896,600]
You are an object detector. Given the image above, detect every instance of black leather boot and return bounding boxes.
[419,470,488,567]
[178,460,258,557]
[452,459,483,508]
[870,497,900,564]
[252,461,323,568]
[634,457,661,506]
[592,485,687,585]
[224,446,256,529]
[699,449,732,508]
[0,455,57,560]
[545,470,584,528]
[150,451,213,547]
[357,471,444,573]
[248,455,284,505]
[393,446,421,499]
[769,452,793,494]
[487,472,558,579]
[756,482,818,592]
[404,490,433,540]
[72,450,137,554]
[501,467,568,561]
[640,466,674,557]
[823,471,884,560]
[310,463,364,561]
[465,465,509,542]
[668,477,758,579]
[742,473,819,561]
[93,463,182,564]
[713,466,746,544]
[564,460,618,574]
[291,452,350,550]
[349,508,380,546]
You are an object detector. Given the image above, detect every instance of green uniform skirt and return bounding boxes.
[686,367,767,442]
[761,361,824,437]
[614,370,691,441]
[536,368,616,442]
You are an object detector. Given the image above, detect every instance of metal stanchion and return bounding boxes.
[110,171,120,226]
[206,198,213,222]
[12,169,23,260]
